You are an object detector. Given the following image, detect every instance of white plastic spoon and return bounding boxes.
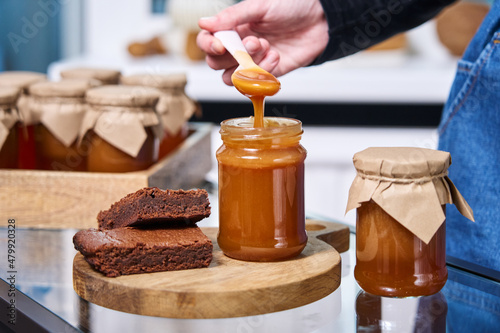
[213,30,280,96]
[213,30,258,70]
[214,31,280,127]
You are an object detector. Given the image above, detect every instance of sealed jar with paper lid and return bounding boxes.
[30,79,97,171]
[0,87,20,168]
[60,67,121,85]
[346,147,474,297]
[82,85,162,172]
[217,117,307,261]
[0,71,46,169]
[120,73,196,158]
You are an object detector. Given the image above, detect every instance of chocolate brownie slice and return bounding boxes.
[73,225,213,277]
[98,187,211,230]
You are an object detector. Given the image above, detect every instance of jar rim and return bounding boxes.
[220,117,302,141]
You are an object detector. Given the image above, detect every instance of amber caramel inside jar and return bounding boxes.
[17,123,36,169]
[35,124,86,171]
[158,124,189,159]
[86,128,158,173]
[217,117,307,261]
[355,200,447,297]
[0,125,18,169]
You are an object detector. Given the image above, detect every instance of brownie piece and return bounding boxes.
[73,225,213,277]
[97,187,211,230]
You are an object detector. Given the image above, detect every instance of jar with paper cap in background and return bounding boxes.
[216,117,307,261]
[120,73,197,158]
[30,79,98,171]
[60,67,121,85]
[346,147,474,297]
[0,87,21,168]
[81,85,162,172]
[0,71,46,169]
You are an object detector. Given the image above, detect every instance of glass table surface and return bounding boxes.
[1,190,499,333]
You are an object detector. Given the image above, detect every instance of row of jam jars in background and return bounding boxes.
[63,69,197,160]
[0,71,46,169]
[120,73,198,159]
[0,69,198,172]
[346,147,475,297]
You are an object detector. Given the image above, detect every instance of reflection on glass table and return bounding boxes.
[1,216,499,332]
[356,291,447,332]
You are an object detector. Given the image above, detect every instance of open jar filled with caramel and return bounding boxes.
[120,73,197,159]
[0,87,21,169]
[346,147,474,297]
[81,85,162,172]
[217,117,307,262]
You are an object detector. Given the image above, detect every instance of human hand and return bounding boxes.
[197,0,328,85]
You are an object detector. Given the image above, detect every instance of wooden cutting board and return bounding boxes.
[73,220,350,319]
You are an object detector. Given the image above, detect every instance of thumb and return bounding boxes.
[198,0,267,32]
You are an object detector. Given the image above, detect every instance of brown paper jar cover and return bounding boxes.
[120,73,197,135]
[0,71,46,126]
[0,87,20,169]
[0,71,46,91]
[346,147,474,244]
[0,86,20,106]
[60,67,121,85]
[29,79,99,147]
[81,85,162,158]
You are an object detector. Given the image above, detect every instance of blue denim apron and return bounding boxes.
[438,0,500,272]
[438,3,500,329]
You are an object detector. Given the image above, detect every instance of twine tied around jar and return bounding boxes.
[356,170,449,185]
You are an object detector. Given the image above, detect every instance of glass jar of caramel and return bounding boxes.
[60,67,121,85]
[346,147,474,297]
[30,80,97,171]
[120,73,197,159]
[82,85,162,172]
[217,117,307,261]
[0,71,46,169]
[0,87,21,169]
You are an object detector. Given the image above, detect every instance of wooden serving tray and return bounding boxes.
[0,123,212,229]
[73,220,349,319]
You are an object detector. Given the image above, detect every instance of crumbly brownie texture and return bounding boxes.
[97,187,211,230]
[73,226,213,277]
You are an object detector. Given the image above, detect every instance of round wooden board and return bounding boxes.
[73,220,349,319]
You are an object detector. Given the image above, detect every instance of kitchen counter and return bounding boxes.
[1,182,499,332]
